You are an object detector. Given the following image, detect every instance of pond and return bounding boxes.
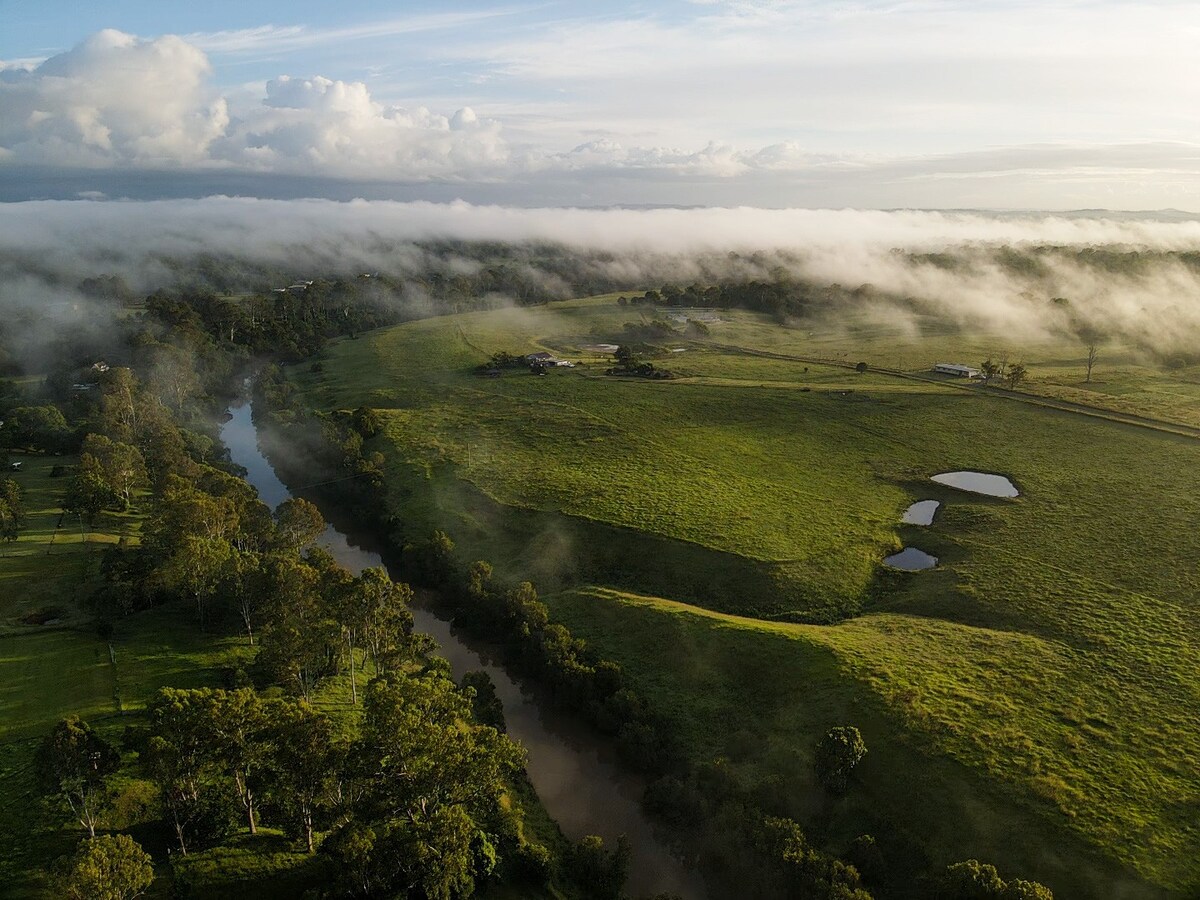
[931,471,1019,498]
[902,500,940,525]
[220,403,706,899]
[883,547,939,570]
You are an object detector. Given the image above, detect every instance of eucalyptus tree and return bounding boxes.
[267,700,344,852]
[35,717,120,839]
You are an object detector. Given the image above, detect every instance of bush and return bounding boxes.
[815,726,867,794]
[56,834,154,900]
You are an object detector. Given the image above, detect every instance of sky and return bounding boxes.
[3,1,1200,209]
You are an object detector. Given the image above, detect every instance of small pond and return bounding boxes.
[883,547,939,570]
[902,500,940,525]
[931,471,1019,498]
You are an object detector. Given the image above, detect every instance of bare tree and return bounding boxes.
[1085,341,1100,383]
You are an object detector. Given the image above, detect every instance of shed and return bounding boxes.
[933,362,981,378]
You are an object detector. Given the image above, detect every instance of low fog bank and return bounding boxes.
[7,198,1200,364]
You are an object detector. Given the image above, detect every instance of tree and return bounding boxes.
[346,675,525,897]
[0,477,25,547]
[1005,364,1028,391]
[757,816,872,899]
[2,404,71,453]
[157,533,234,628]
[351,406,383,438]
[268,701,343,852]
[35,717,120,838]
[141,688,229,854]
[933,860,1053,899]
[567,834,631,900]
[64,456,118,529]
[57,834,154,900]
[147,343,201,413]
[273,497,325,552]
[81,435,147,511]
[461,671,506,733]
[613,345,637,368]
[1084,340,1101,384]
[1003,881,1054,900]
[258,555,339,701]
[815,726,867,794]
[348,567,415,677]
[854,361,868,374]
[206,689,270,834]
[96,368,143,445]
[980,359,1001,384]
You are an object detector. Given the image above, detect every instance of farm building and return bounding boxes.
[933,362,982,378]
[665,307,721,324]
[525,351,575,368]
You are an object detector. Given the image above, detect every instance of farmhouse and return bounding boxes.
[665,307,721,324]
[933,362,982,378]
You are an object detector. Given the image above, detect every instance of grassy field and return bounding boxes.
[0,453,143,633]
[712,309,1200,429]
[290,295,1200,897]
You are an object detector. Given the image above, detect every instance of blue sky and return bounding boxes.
[3,1,1200,208]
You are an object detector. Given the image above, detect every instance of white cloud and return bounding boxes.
[185,9,530,57]
[5,24,1200,208]
[0,31,510,180]
[0,29,228,168]
[440,1,1200,155]
[216,76,509,178]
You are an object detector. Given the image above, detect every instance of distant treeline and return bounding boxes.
[628,279,856,323]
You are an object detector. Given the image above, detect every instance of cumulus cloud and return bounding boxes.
[216,75,508,178]
[0,29,874,183]
[0,30,508,180]
[0,29,228,167]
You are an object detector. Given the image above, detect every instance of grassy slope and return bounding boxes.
[293,297,1200,897]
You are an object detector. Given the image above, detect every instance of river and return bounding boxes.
[220,402,706,899]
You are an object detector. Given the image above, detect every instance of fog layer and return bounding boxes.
[6,198,1200,357]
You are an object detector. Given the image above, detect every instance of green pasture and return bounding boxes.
[714,309,1200,428]
[291,295,1200,896]
[0,453,143,632]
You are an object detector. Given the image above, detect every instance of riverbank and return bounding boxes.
[225,401,707,899]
